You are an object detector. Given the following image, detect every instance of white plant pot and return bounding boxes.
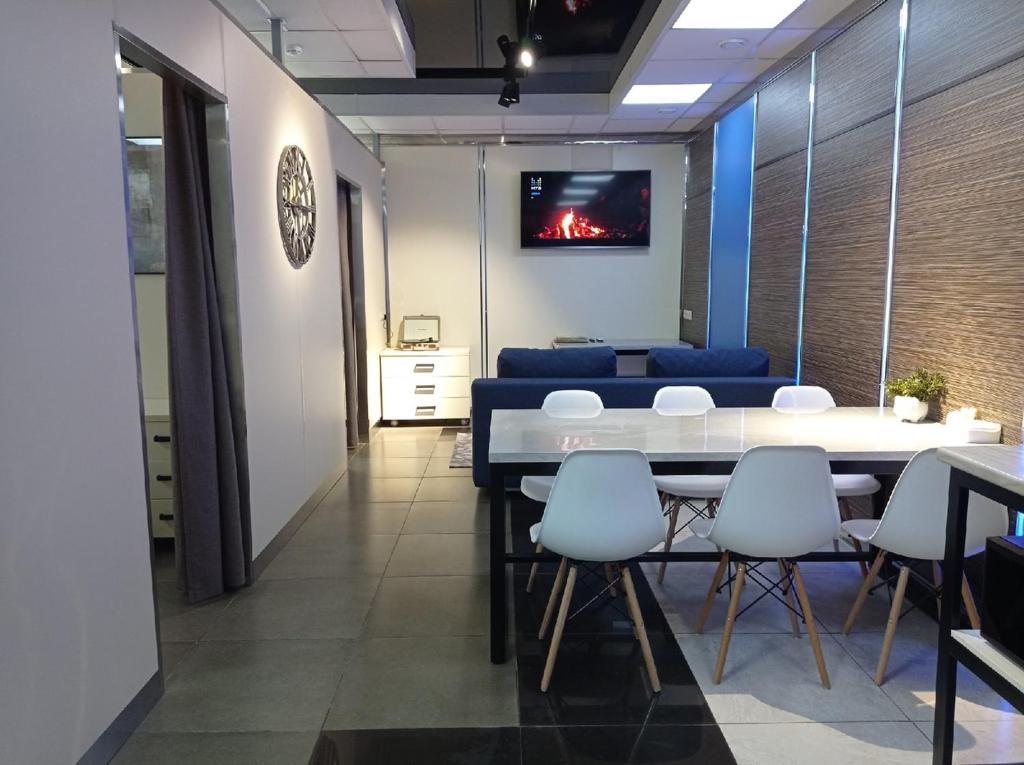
[893,395,929,423]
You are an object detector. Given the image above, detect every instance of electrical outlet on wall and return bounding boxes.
[682,309,693,321]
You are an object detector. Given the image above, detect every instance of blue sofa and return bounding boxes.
[470,346,794,487]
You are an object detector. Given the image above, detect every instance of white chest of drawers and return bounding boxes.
[380,346,471,425]
[144,402,175,539]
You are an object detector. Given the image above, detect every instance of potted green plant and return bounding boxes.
[885,369,946,422]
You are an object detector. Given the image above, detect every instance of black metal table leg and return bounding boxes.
[933,469,971,765]
[490,463,508,664]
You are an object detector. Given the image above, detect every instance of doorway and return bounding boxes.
[339,178,371,446]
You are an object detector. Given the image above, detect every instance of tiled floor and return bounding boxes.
[115,426,1024,764]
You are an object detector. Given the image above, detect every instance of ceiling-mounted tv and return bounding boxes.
[520,170,651,249]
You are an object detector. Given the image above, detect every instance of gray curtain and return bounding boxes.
[163,80,252,603]
[338,182,360,448]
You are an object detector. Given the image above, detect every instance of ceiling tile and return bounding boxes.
[636,58,738,84]
[287,61,366,77]
[682,101,720,118]
[701,82,747,103]
[263,0,334,30]
[602,118,676,133]
[338,116,371,133]
[362,115,436,132]
[362,60,414,77]
[319,0,389,30]
[669,117,701,132]
[754,28,819,59]
[612,103,688,120]
[502,115,573,130]
[342,29,404,60]
[568,115,608,133]
[651,28,772,61]
[780,0,858,29]
[253,30,355,60]
[218,0,270,29]
[433,116,503,131]
[720,57,778,83]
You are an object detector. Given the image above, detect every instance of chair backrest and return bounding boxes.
[708,445,840,558]
[870,449,1008,559]
[537,449,666,562]
[652,386,716,415]
[772,385,837,411]
[541,389,604,418]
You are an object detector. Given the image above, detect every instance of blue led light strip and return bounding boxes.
[794,52,817,383]
[878,0,910,404]
[706,122,719,348]
[1016,511,1024,535]
[743,93,758,347]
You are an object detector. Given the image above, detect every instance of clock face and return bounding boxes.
[277,145,316,269]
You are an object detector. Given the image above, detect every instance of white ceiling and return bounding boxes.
[219,0,416,77]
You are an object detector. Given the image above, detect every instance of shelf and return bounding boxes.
[951,630,1024,695]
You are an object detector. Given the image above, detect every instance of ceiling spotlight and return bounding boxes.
[498,80,520,108]
[285,44,304,56]
[519,47,535,68]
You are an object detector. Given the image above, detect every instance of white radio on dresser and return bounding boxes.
[380,346,471,425]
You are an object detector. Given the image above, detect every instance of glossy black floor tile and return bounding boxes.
[521,724,735,765]
[310,727,521,765]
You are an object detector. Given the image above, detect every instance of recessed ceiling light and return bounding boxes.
[623,83,711,105]
[674,0,806,29]
[285,44,304,56]
[718,37,748,49]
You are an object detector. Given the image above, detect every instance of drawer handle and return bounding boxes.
[413,363,434,373]
[415,385,435,395]
[416,406,436,416]
[158,513,175,522]
[156,474,173,482]
[153,434,171,443]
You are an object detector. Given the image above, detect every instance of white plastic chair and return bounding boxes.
[842,449,1008,685]
[694,446,841,688]
[772,385,880,575]
[650,386,730,584]
[531,449,666,692]
[522,390,604,593]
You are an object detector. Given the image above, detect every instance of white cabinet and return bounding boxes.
[144,408,175,539]
[380,346,471,424]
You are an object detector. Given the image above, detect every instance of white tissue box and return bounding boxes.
[947,419,1002,444]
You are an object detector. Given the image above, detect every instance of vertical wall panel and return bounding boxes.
[747,151,807,377]
[802,117,895,405]
[814,0,900,143]
[754,59,811,167]
[688,129,715,197]
[904,0,1024,103]
[681,191,711,347]
[888,56,1024,442]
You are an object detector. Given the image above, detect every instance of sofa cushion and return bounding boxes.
[497,347,617,378]
[646,347,770,378]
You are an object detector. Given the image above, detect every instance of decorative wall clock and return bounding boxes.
[277,145,316,268]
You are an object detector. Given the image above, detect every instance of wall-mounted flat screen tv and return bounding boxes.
[520,170,651,249]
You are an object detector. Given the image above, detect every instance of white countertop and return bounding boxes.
[938,445,1024,497]
[380,346,469,356]
[490,406,957,463]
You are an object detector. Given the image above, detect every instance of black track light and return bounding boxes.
[498,79,520,108]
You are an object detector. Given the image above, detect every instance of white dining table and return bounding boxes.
[486,406,961,664]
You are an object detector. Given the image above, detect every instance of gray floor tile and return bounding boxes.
[345,456,429,478]
[156,582,233,641]
[424,456,472,477]
[373,426,441,442]
[112,731,316,765]
[914,718,1024,764]
[363,576,488,637]
[324,636,518,729]
[160,641,195,677]
[364,440,437,458]
[414,476,482,503]
[385,534,488,577]
[333,476,423,502]
[720,722,931,765]
[430,440,457,459]
[300,500,411,537]
[262,534,398,580]
[140,639,353,732]
[205,578,380,640]
[401,500,489,534]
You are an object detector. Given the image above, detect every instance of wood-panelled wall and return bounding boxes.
[738,0,1024,443]
[681,131,714,346]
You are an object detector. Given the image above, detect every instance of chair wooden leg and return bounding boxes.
[713,561,746,684]
[526,542,544,593]
[539,557,567,639]
[962,575,981,630]
[875,564,910,686]
[605,563,618,598]
[541,564,577,692]
[621,566,661,692]
[778,559,801,638]
[697,552,731,634]
[791,563,830,689]
[843,551,887,634]
[657,500,680,584]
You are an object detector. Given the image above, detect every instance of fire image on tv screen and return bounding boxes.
[520,170,651,248]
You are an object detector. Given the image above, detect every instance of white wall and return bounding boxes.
[383,143,685,376]
[0,1,385,762]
